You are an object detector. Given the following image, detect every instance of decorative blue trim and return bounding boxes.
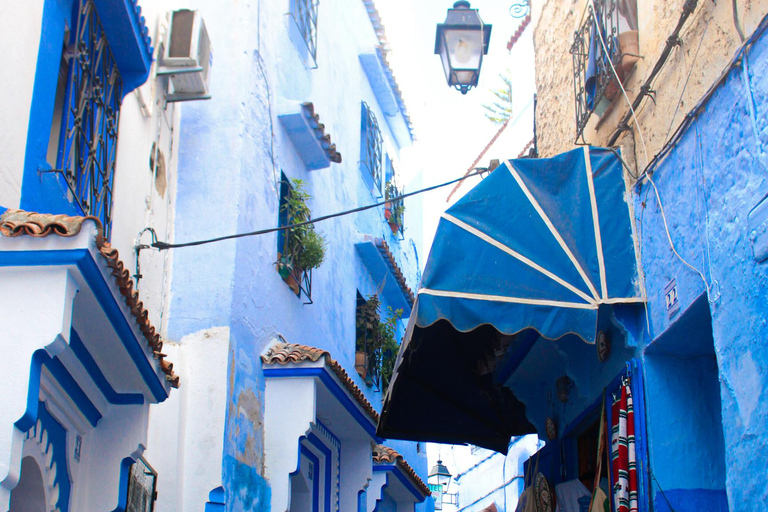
[205,486,226,511]
[70,328,144,405]
[374,464,424,502]
[315,420,341,510]
[0,248,168,401]
[263,366,381,441]
[307,433,333,512]
[15,350,47,432]
[21,0,82,217]
[298,443,321,512]
[358,48,414,148]
[91,0,153,94]
[15,349,101,430]
[45,355,102,427]
[37,401,72,512]
[278,103,339,171]
[112,456,136,512]
[355,241,413,316]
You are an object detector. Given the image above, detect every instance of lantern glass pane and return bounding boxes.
[445,29,483,73]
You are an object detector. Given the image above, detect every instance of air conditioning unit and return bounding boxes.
[162,9,212,99]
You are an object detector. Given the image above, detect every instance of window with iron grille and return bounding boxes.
[54,0,123,240]
[126,457,157,512]
[570,0,638,143]
[290,0,320,63]
[359,102,383,196]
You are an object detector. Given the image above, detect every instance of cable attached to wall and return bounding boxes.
[151,168,488,250]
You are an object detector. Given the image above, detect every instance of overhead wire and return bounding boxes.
[152,167,489,250]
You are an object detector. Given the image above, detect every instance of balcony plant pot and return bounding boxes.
[384,205,393,222]
[355,351,369,381]
[276,255,301,295]
[387,219,400,235]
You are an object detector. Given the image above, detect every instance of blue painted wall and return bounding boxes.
[508,21,768,512]
[167,1,426,510]
[635,21,768,509]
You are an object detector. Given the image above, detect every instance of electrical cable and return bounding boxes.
[664,11,714,144]
[152,167,488,250]
[589,0,649,167]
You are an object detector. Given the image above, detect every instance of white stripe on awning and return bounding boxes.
[442,213,596,305]
[505,160,601,301]
[584,146,608,300]
[419,288,598,310]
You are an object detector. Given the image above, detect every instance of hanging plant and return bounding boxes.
[279,178,327,272]
[384,179,404,234]
[277,178,327,295]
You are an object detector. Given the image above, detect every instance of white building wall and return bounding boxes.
[0,1,43,208]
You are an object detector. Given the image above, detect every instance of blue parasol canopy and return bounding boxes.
[378,147,644,452]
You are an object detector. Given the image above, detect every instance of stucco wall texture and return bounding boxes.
[532,1,768,511]
[532,0,768,162]
[166,0,426,510]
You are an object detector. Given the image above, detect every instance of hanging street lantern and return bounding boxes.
[434,1,493,95]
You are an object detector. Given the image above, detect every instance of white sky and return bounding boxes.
[374,0,537,258]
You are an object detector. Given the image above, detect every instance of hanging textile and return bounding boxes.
[611,382,638,512]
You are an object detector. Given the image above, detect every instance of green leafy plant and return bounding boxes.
[355,294,403,390]
[280,178,326,271]
[384,179,405,230]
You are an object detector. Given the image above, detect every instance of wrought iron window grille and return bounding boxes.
[570,0,622,144]
[277,175,314,304]
[385,181,405,240]
[56,0,123,240]
[126,457,157,512]
[289,0,320,63]
[360,102,383,196]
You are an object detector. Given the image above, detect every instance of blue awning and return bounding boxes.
[377,147,644,451]
[416,146,642,343]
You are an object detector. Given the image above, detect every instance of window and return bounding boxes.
[53,0,123,240]
[354,292,402,391]
[277,173,319,303]
[384,157,404,238]
[359,102,383,196]
[289,0,320,64]
[570,0,638,143]
[126,457,157,512]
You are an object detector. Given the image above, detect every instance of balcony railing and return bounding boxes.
[570,0,622,144]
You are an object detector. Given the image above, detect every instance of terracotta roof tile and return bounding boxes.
[0,209,179,388]
[506,14,531,52]
[375,239,415,307]
[361,0,415,141]
[301,103,342,164]
[372,444,430,497]
[261,342,379,422]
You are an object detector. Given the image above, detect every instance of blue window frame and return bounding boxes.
[55,0,123,239]
[289,0,320,63]
[360,102,383,196]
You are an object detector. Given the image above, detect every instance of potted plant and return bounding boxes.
[384,180,404,235]
[355,294,403,388]
[277,178,327,294]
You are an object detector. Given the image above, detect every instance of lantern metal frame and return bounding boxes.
[434,1,492,95]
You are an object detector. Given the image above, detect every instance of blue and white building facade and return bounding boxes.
[1,0,428,511]
[139,0,429,511]
[0,0,183,510]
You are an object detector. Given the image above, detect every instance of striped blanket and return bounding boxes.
[611,382,638,512]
